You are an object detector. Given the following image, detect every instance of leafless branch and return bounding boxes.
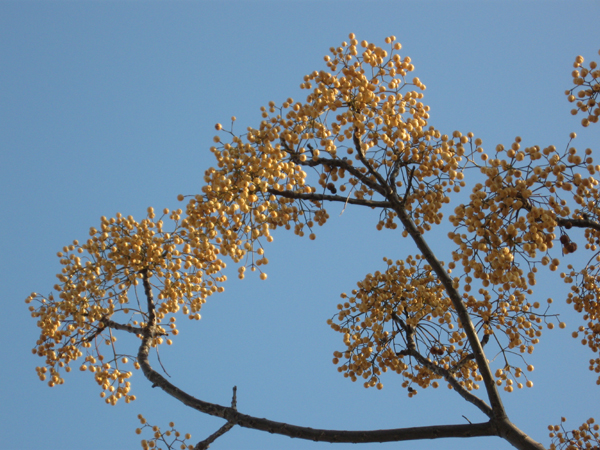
[194,387,238,450]
[133,250,543,450]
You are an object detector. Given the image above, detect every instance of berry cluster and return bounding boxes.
[567,51,600,127]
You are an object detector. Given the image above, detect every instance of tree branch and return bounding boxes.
[266,188,392,209]
[280,138,387,198]
[194,387,237,450]
[389,201,507,419]
[82,317,143,343]
[135,269,497,444]
[391,313,494,418]
[137,322,499,443]
[268,150,548,449]
[265,160,547,447]
[100,318,144,336]
[142,268,157,328]
[557,216,600,232]
[352,127,391,196]
[133,240,544,450]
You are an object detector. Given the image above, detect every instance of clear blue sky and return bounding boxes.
[2,2,599,450]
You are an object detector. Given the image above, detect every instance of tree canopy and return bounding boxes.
[27,35,600,450]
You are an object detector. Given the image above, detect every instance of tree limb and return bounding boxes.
[135,277,498,445]
[389,200,507,419]
[268,177,506,419]
[263,160,546,449]
[132,243,545,450]
[194,387,237,450]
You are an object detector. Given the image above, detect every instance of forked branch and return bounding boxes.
[135,268,543,450]
[194,387,237,450]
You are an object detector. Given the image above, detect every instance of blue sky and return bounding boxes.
[2,1,599,449]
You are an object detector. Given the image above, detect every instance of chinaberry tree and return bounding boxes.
[27,35,600,450]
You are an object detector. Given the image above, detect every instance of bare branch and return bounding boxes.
[138,344,499,443]
[153,356,496,443]
[136,288,498,444]
[194,387,238,450]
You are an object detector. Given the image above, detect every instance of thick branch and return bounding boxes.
[495,419,548,450]
[270,166,508,423]
[134,246,544,449]
[385,195,546,450]
[389,201,507,419]
[138,321,498,443]
[557,216,600,232]
[194,387,237,450]
[135,277,495,443]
